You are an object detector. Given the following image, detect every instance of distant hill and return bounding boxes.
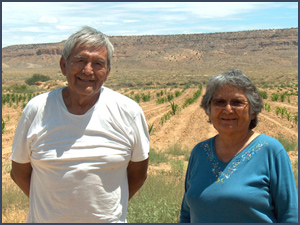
[2,28,298,86]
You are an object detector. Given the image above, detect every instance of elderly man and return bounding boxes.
[10,26,149,223]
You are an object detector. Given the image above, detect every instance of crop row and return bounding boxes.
[264,103,298,125]
[160,85,203,127]
[259,90,298,103]
[2,92,39,108]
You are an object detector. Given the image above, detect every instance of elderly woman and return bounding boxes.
[179,69,298,223]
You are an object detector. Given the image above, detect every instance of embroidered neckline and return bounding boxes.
[204,137,267,183]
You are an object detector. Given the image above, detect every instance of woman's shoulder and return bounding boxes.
[191,136,216,154]
[256,134,284,148]
[254,134,286,156]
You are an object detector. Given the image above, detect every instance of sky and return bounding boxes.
[2,2,298,48]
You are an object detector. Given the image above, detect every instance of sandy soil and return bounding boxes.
[2,87,298,168]
[1,85,298,223]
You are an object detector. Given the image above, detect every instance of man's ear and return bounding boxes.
[60,57,67,76]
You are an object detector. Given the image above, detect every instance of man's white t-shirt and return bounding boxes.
[11,86,150,223]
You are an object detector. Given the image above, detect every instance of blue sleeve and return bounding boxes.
[269,144,298,223]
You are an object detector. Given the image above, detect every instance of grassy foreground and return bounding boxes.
[2,139,298,223]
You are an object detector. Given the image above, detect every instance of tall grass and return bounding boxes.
[127,169,184,223]
[2,136,297,223]
[148,148,169,164]
[165,142,189,157]
[2,183,29,223]
[276,135,298,152]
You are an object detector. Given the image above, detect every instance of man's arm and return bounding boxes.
[127,158,149,200]
[10,161,32,198]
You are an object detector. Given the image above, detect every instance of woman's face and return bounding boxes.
[209,84,254,136]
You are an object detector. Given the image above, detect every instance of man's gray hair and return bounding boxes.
[62,26,114,69]
[200,68,263,130]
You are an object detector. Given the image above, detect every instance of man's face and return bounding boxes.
[60,44,110,99]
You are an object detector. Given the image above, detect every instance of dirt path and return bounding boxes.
[149,92,217,151]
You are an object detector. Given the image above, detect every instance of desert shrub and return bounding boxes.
[25,74,51,85]
[5,84,33,93]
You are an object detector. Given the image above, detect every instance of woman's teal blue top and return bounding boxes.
[180,134,298,223]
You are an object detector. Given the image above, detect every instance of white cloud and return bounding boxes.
[20,27,41,32]
[102,22,119,25]
[38,15,59,24]
[124,20,139,23]
[56,25,73,30]
[2,2,298,47]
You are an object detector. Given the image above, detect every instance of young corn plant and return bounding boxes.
[169,101,179,115]
[293,114,298,126]
[2,118,6,134]
[275,106,281,116]
[264,103,271,112]
[167,93,174,101]
[271,93,279,101]
[280,93,286,102]
[160,117,165,126]
[141,93,151,102]
[259,91,268,99]
[134,94,141,103]
[175,91,182,97]
[148,123,155,135]
[286,112,292,121]
[280,107,287,118]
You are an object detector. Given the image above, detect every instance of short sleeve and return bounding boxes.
[11,110,32,163]
[130,109,150,162]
